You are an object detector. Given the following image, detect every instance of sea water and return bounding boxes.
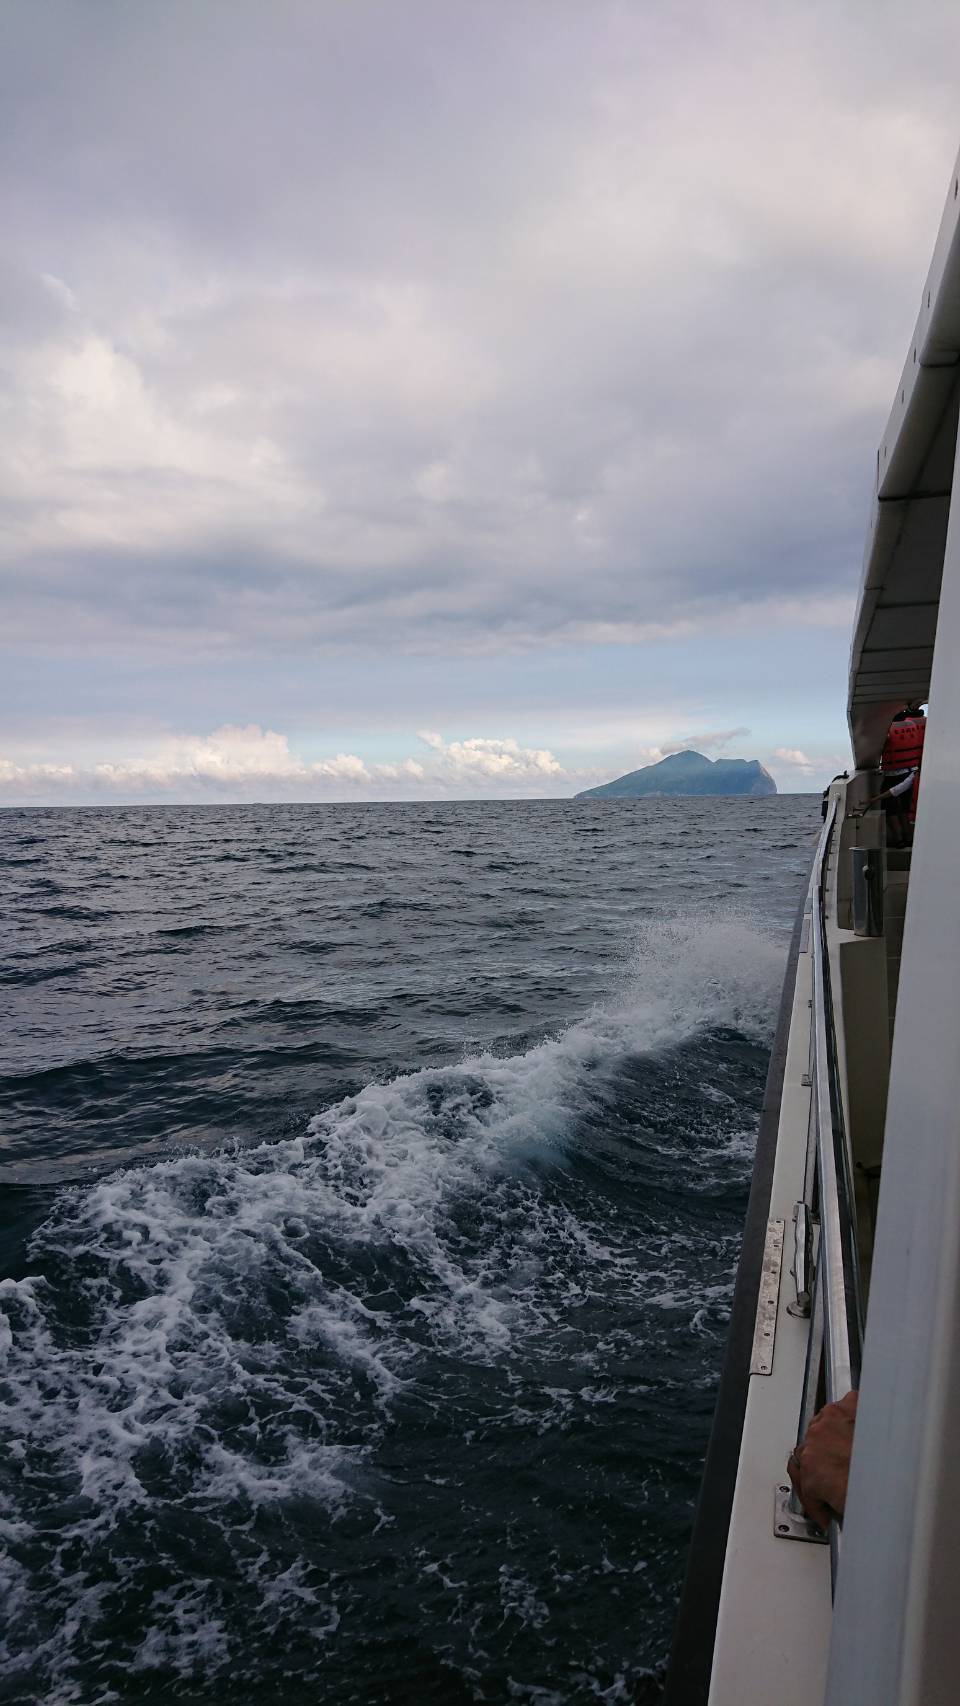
[0,797,817,1704]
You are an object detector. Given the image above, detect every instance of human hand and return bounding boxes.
[787,1390,859,1529]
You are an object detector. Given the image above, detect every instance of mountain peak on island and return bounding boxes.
[576,749,777,800]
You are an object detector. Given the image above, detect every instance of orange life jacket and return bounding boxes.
[881,715,925,819]
[881,716,926,770]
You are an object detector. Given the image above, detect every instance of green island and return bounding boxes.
[576,748,778,799]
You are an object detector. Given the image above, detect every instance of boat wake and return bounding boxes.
[0,915,785,1703]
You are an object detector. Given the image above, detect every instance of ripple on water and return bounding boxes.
[0,796,817,1701]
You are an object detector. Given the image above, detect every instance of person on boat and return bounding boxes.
[881,701,926,765]
[787,1390,858,1528]
[854,769,917,847]
[880,701,926,828]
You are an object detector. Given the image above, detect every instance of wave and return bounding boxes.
[0,913,783,1698]
[154,922,233,940]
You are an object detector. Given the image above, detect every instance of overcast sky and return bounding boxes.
[3,0,959,803]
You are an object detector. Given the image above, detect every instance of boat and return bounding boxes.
[663,142,960,1705]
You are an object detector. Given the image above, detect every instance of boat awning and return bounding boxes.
[848,156,960,767]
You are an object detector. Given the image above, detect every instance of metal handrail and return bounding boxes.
[788,796,865,1572]
[810,799,863,1402]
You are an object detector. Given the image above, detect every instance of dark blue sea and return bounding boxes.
[0,798,816,1705]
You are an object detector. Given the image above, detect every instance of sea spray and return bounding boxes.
[0,796,815,1702]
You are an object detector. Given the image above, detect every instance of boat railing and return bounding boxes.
[781,795,865,1580]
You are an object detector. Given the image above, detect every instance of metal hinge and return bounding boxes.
[750,1219,784,1375]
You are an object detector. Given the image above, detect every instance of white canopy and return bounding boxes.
[848,153,960,767]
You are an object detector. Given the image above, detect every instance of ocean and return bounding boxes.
[0,796,817,1704]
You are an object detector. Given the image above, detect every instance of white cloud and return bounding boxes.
[0,725,573,803]
[311,752,372,783]
[92,725,303,787]
[772,746,815,770]
[0,759,76,790]
[417,732,562,781]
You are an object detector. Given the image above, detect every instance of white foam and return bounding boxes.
[0,910,783,1694]
[131,1586,230,1679]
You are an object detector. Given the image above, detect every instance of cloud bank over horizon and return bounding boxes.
[0,722,834,805]
[4,0,959,789]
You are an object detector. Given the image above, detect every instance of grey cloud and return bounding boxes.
[664,728,751,755]
[3,0,960,684]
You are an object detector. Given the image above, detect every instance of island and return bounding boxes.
[576,748,777,799]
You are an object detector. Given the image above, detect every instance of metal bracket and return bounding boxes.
[787,1200,811,1317]
[750,1219,784,1375]
[774,1484,828,1544]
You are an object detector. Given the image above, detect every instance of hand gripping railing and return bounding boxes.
[780,798,864,1580]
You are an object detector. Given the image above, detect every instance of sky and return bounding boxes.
[3,0,960,804]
